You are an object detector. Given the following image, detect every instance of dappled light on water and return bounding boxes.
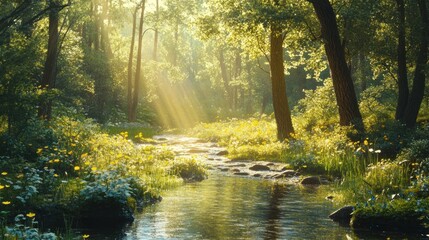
[124,176,352,239]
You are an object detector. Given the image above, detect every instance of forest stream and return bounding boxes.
[82,135,427,240]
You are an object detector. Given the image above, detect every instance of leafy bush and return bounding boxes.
[364,160,409,194]
[3,214,57,240]
[169,158,208,182]
[397,139,429,176]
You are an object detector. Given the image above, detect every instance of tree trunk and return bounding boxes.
[130,0,146,122]
[127,7,138,122]
[404,0,428,127]
[153,0,159,61]
[395,0,409,121]
[219,49,233,109]
[100,0,112,57]
[309,0,364,134]
[270,24,294,141]
[38,1,59,120]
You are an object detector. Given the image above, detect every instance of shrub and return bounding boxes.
[364,160,409,194]
[169,158,207,182]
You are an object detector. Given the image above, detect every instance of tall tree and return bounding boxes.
[127,5,139,122]
[38,0,61,120]
[395,0,409,121]
[130,0,146,122]
[153,0,159,61]
[403,0,428,127]
[308,0,364,134]
[270,22,294,140]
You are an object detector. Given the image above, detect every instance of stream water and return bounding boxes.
[124,175,351,239]
[83,135,428,239]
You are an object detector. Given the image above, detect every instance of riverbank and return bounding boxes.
[190,117,429,233]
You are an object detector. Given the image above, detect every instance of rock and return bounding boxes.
[274,170,296,179]
[249,164,271,171]
[266,163,275,166]
[253,174,262,177]
[216,150,229,156]
[157,137,167,141]
[325,195,334,201]
[329,205,354,224]
[300,176,321,185]
[188,149,207,153]
[231,169,240,173]
[228,164,246,167]
[234,172,250,176]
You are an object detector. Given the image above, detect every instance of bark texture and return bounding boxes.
[309,0,364,133]
[270,24,294,141]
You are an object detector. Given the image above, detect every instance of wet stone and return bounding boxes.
[301,176,321,185]
[249,164,271,171]
[216,150,229,156]
[234,172,250,176]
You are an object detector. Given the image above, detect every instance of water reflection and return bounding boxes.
[123,175,354,239]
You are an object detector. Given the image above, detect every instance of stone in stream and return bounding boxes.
[234,172,250,176]
[249,164,270,171]
[228,164,246,167]
[188,149,207,154]
[329,205,354,225]
[273,170,296,179]
[253,173,262,178]
[300,176,321,185]
[217,167,229,172]
[231,169,241,173]
[216,150,229,156]
[157,137,167,141]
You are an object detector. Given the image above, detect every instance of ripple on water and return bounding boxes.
[122,175,354,240]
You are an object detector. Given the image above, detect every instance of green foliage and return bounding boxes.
[364,160,409,194]
[293,79,338,132]
[169,158,208,182]
[3,214,57,240]
[397,139,429,176]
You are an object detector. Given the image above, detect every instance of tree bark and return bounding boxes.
[127,7,138,122]
[270,24,294,141]
[38,0,60,120]
[130,0,146,122]
[153,0,159,61]
[219,49,233,109]
[404,0,428,127]
[309,0,364,134]
[395,0,409,121]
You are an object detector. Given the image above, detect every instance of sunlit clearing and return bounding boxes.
[154,76,207,129]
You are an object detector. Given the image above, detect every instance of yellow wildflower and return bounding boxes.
[54,159,60,163]
[26,212,36,218]
[68,151,73,155]
[363,139,368,146]
[81,153,88,158]
[2,201,11,205]
[54,174,59,177]
[83,234,90,239]
[37,148,43,154]
[0,185,4,190]
[74,166,80,171]
[91,167,97,171]
[1,172,7,176]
